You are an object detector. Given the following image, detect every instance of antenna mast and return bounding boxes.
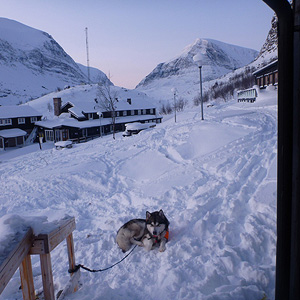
[85,27,90,84]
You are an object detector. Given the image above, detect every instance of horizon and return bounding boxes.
[1,0,274,89]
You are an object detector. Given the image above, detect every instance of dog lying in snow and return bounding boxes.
[116,210,170,252]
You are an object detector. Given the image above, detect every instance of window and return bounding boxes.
[45,130,54,141]
[18,118,25,124]
[31,117,38,123]
[123,111,127,116]
[0,119,12,126]
[131,110,134,116]
[88,113,94,120]
[150,108,154,114]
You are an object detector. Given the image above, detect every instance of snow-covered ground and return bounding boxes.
[0,87,277,300]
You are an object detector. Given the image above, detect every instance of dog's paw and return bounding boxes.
[159,245,166,252]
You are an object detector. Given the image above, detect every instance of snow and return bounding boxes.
[0,18,95,106]
[125,122,156,131]
[0,88,277,300]
[0,128,27,138]
[136,38,259,104]
[0,18,49,50]
[55,141,73,148]
[0,105,42,118]
[25,84,157,121]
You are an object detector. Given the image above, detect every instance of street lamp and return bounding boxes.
[171,88,177,123]
[193,54,204,120]
[97,111,103,137]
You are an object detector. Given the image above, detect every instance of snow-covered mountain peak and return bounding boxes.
[136,38,258,101]
[174,38,207,58]
[0,18,111,106]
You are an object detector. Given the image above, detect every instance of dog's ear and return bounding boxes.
[159,209,165,217]
[159,209,169,225]
[146,211,151,220]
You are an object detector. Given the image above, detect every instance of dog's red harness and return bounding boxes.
[153,229,169,244]
[164,229,169,241]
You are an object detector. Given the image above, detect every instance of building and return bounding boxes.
[253,59,278,89]
[36,91,162,143]
[0,105,42,149]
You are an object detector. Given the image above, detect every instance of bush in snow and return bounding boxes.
[159,102,173,115]
[197,66,256,104]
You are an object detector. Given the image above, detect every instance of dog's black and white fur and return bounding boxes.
[116,210,169,252]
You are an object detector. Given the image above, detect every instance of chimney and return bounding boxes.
[127,98,132,105]
[53,97,62,116]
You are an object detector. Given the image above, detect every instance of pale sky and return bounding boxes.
[1,0,274,89]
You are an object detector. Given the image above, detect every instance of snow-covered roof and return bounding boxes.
[253,59,278,76]
[0,105,42,118]
[66,86,156,116]
[36,114,161,130]
[0,128,27,138]
[68,106,85,119]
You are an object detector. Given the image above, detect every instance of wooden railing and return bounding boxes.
[0,216,77,300]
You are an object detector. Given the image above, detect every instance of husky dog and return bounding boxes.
[116,210,170,253]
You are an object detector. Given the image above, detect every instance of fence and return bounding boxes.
[237,88,257,103]
[0,216,78,300]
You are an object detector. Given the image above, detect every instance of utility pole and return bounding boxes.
[198,65,204,121]
[171,88,177,122]
[85,27,90,84]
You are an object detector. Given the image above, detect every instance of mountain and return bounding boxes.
[254,15,278,67]
[136,38,258,102]
[0,18,110,106]
[76,63,113,85]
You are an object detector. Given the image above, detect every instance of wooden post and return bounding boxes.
[66,233,76,276]
[19,255,35,300]
[40,254,55,300]
[66,233,79,293]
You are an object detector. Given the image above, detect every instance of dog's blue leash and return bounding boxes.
[68,245,138,274]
